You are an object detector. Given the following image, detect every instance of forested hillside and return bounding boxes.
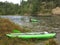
[0,1,20,15]
[0,0,60,15]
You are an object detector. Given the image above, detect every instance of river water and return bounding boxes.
[0,15,60,45]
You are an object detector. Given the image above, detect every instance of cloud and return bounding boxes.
[0,0,28,5]
[0,0,22,5]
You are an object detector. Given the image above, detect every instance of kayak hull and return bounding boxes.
[6,33,56,39]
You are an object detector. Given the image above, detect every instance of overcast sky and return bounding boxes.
[0,0,27,5]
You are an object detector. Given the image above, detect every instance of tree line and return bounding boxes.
[0,0,60,15]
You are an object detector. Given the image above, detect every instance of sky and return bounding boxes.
[0,0,27,5]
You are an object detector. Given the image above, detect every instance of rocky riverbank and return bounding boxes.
[0,16,60,45]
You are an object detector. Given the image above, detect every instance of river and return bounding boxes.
[0,15,60,45]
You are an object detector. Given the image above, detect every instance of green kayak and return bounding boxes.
[6,32,56,39]
[30,19,38,22]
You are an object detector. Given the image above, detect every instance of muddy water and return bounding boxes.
[0,15,60,45]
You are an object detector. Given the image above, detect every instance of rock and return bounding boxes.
[52,7,60,15]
